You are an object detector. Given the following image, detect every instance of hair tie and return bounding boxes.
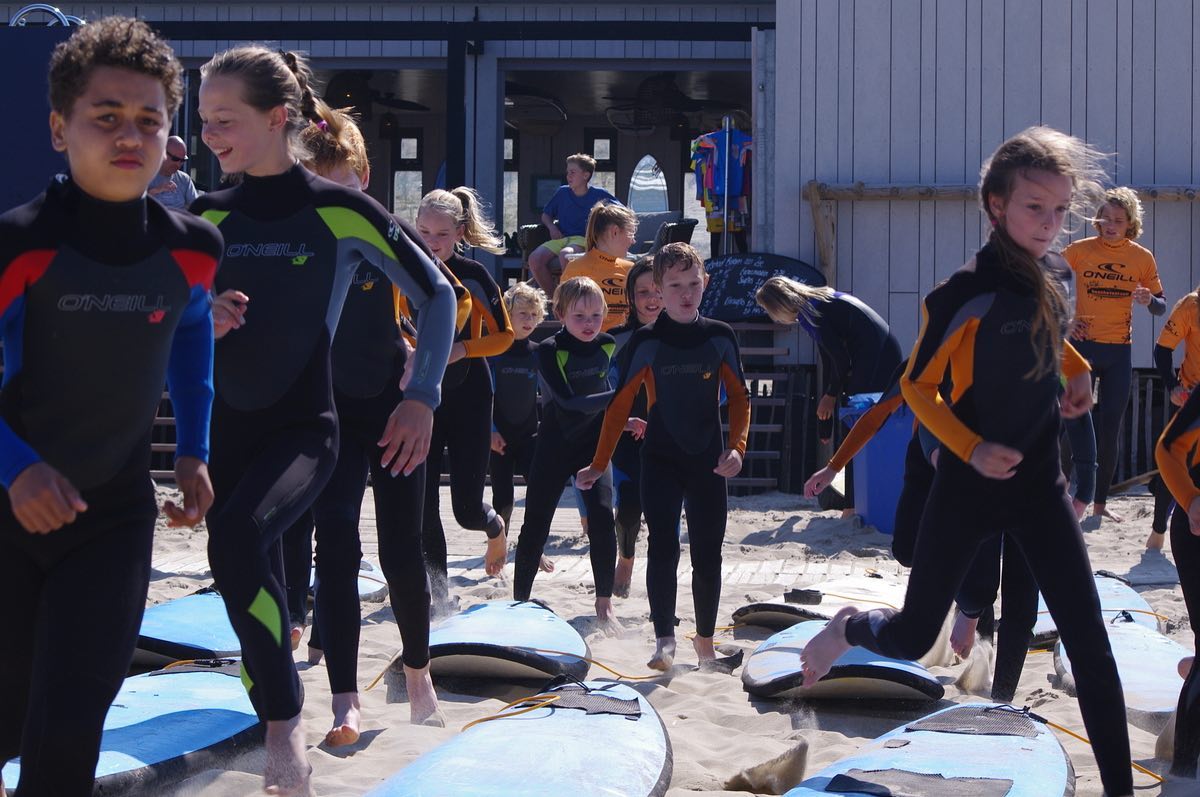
[317,120,328,131]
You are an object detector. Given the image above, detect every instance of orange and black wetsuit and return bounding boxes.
[845,242,1132,797]
[1150,293,1200,534]
[513,328,617,601]
[1064,235,1165,504]
[1154,388,1200,777]
[590,312,750,638]
[0,176,220,793]
[421,252,513,604]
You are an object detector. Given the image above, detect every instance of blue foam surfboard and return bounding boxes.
[135,589,240,666]
[785,702,1074,796]
[365,681,671,796]
[428,600,590,681]
[1055,616,1188,733]
[1031,572,1159,645]
[2,661,261,795]
[743,620,944,701]
[309,557,389,603]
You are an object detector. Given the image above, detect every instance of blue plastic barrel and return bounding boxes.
[838,393,913,535]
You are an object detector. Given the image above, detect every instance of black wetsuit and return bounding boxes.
[1154,387,1200,777]
[192,164,454,722]
[855,242,1131,796]
[513,328,617,601]
[0,176,220,795]
[422,253,511,603]
[488,336,539,528]
[281,214,451,692]
[799,292,902,506]
[591,313,750,638]
[607,317,649,558]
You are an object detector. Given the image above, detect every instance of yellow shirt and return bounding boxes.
[560,249,633,331]
[1158,293,1200,391]
[1064,236,1162,344]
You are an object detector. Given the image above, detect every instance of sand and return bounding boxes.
[141,484,1192,797]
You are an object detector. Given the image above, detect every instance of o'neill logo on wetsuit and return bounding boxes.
[1000,319,1033,335]
[1083,262,1136,283]
[659,363,705,376]
[58,294,170,324]
[225,243,317,265]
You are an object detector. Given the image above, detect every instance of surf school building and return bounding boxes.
[7,0,1200,480]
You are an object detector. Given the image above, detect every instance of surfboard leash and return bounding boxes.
[460,694,563,732]
[1011,706,1166,784]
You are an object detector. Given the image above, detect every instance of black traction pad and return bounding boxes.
[148,658,242,678]
[547,685,641,718]
[907,705,1038,739]
[825,769,1014,796]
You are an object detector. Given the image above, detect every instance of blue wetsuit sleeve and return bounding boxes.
[1149,293,1167,317]
[166,285,215,462]
[1155,344,1178,392]
[0,420,40,489]
[917,423,941,464]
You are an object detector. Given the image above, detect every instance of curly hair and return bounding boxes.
[49,16,183,117]
[300,105,369,182]
[1094,186,1145,240]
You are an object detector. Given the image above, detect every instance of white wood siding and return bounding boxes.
[774,0,1199,367]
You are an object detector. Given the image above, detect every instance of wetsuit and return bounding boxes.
[192,164,455,722]
[590,313,750,639]
[1151,293,1200,535]
[281,258,471,658]
[488,336,539,528]
[0,176,220,794]
[422,252,512,603]
[799,292,902,507]
[1154,386,1200,777]
[607,317,650,559]
[849,242,1131,796]
[1064,235,1165,505]
[513,328,618,601]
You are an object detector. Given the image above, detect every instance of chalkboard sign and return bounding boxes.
[699,252,826,321]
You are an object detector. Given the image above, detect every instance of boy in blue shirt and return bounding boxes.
[529,153,619,292]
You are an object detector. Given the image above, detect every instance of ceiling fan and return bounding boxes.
[323,71,430,121]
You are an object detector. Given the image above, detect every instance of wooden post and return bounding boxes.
[806,180,839,479]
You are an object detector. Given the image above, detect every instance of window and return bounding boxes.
[392,128,423,222]
[627,155,668,213]
[503,131,519,236]
[585,127,617,198]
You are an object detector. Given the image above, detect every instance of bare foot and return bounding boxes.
[538,555,555,573]
[485,521,508,577]
[950,611,979,659]
[1147,530,1166,551]
[800,606,857,687]
[1180,656,1195,680]
[263,714,311,796]
[595,597,622,634]
[1093,503,1124,523]
[692,634,717,665]
[404,663,444,727]
[1072,497,1087,520]
[648,636,676,671]
[307,645,323,666]
[613,556,634,598]
[840,508,857,520]
[290,625,304,652]
[324,692,360,747]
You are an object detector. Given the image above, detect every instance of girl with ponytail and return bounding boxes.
[414,187,518,607]
[193,47,458,794]
[799,126,1134,797]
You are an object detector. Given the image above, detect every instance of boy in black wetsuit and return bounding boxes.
[578,243,750,671]
[489,282,547,528]
[512,277,620,628]
[0,18,221,795]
